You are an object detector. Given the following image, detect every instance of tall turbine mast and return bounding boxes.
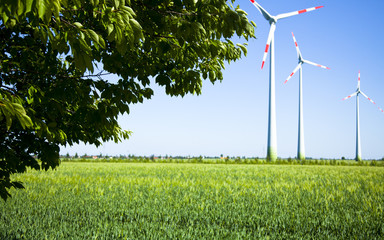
[249,1,323,161]
[284,32,330,161]
[342,71,383,161]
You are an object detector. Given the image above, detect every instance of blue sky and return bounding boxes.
[61,0,384,159]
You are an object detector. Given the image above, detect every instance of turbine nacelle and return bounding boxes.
[269,17,277,25]
[298,55,304,64]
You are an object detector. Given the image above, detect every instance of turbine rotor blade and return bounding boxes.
[276,6,324,20]
[261,23,276,69]
[342,92,358,101]
[249,0,273,21]
[303,59,330,70]
[357,71,361,89]
[360,91,384,113]
[284,63,302,84]
[291,32,302,58]
[360,91,376,105]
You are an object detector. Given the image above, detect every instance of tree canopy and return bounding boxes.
[0,0,255,200]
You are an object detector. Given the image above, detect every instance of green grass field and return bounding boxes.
[1,162,384,239]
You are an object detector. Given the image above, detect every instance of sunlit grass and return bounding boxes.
[1,163,383,239]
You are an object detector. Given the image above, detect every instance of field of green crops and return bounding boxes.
[1,162,384,239]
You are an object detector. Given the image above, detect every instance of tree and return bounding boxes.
[0,0,255,200]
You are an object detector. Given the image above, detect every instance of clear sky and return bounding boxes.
[61,0,384,159]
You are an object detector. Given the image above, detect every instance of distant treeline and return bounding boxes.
[60,156,384,167]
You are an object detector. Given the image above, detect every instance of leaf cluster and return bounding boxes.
[0,0,255,200]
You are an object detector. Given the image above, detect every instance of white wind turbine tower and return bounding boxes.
[249,0,323,161]
[284,32,330,161]
[342,71,384,161]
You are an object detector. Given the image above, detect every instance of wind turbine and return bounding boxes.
[284,32,330,161]
[342,71,384,161]
[249,0,323,161]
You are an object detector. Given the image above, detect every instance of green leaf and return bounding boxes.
[73,22,83,29]
[121,6,135,17]
[2,12,9,25]
[107,24,114,36]
[38,0,48,21]
[52,0,61,21]
[114,0,120,9]
[5,111,12,130]
[87,29,99,44]
[8,19,16,27]
[236,9,247,15]
[98,37,106,49]
[17,0,24,16]
[195,22,206,36]
[25,0,34,13]
[156,74,170,86]
[236,43,247,57]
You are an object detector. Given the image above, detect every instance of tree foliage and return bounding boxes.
[0,0,255,200]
